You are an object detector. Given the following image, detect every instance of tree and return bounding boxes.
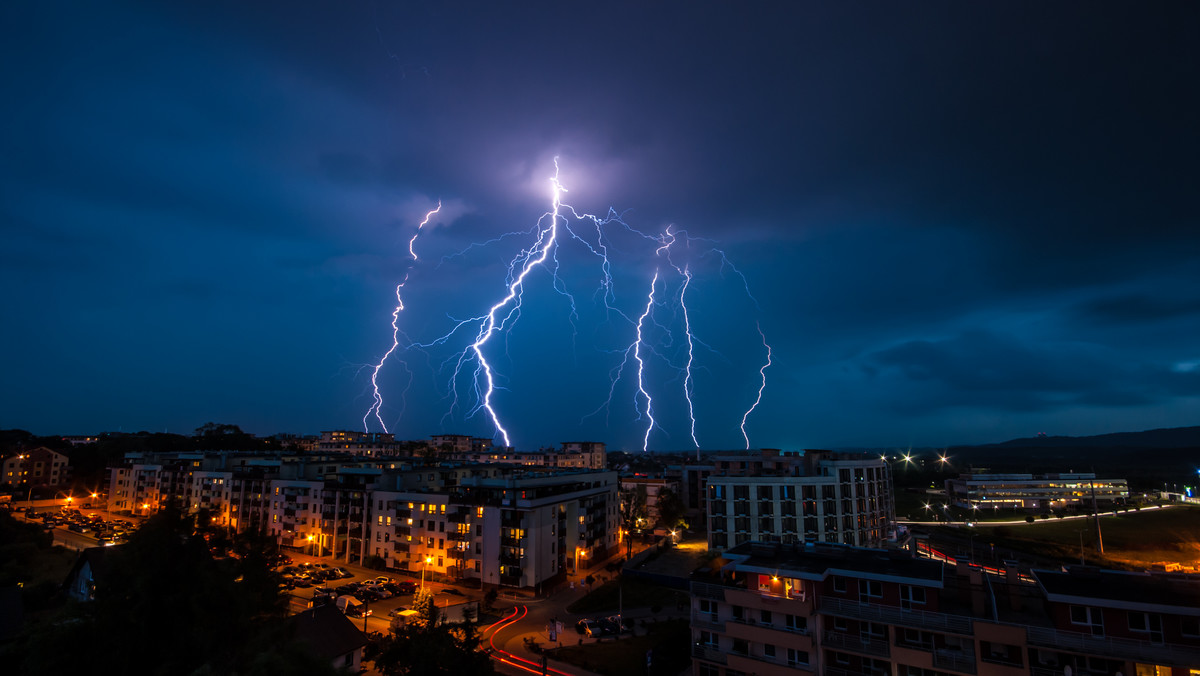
[619,485,648,558]
[654,487,688,534]
[373,595,494,676]
[4,504,335,676]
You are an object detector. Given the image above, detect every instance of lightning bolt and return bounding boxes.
[363,201,441,433]
[365,160,772,452]
[633,270,659,451]
[740,321,772,450]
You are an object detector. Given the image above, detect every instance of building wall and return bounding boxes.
[705,457,891,551]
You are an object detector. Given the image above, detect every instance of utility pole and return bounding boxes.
[1089,472,1104,555]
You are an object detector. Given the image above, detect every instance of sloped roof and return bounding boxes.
[287,603,367,661]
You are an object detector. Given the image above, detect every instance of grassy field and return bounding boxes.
[961,505,1200,570]
[551,618,690,676]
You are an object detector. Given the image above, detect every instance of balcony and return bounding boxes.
[819,597,974,636]
[500,553,523,566]
[1025,626,1200,667]
[822,630,890,658]
[447,510,468,523]
[447,531,467,542]
[691,614,725,632]
[691,580,731,601]
[932,649,976,674]
[691,645,726,665]
[500,535,522,547]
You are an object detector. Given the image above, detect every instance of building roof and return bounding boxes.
[1035,567,1200,616]
[723,541,945,587]
[287,604,368,661]
[63,544,120,590]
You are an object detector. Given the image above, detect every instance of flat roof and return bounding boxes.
[1035,568,1200,616]
[724,541,945,587]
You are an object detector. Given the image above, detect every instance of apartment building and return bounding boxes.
[690,540,1200,676]
[705,451,894,551]
[945,472,1129,509]
[107,450,618,591]
[2,446,71,493]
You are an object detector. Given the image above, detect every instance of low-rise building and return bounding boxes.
[945,472,1129,509]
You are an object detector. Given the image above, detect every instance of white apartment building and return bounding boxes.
[705,451,894,551]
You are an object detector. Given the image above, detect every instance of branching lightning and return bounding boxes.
[363,202,441,433]
[364,160,771,451]
[740,322,772,450]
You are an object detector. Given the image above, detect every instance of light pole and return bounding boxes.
[420,556,433,593]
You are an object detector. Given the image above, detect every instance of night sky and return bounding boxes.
[3,2,1198,451]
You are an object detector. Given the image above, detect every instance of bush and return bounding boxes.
[1025,516,1035,523]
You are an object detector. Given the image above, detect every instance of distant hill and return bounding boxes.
[977,426,1200,450]
[944,426,1200,487]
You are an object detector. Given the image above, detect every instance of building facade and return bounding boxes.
[705,451,894,551]
[691,541,1200,676]
[945,472,1129,509]
[107,450,618,591]
[2,446,71,494]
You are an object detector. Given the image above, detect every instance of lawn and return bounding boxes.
[551,618,690,676]
[962,505,1200,569]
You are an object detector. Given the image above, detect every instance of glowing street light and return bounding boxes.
[902,454,914,465]
[937,453,950,467]
[420,555,434,593]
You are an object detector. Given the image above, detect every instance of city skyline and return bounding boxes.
[3,3,1198,450]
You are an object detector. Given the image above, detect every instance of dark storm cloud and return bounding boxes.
[866,330,1197,415]
[2,1,1198,447]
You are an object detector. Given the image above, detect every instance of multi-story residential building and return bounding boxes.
[317,431,402,456]
[945,472,1129,510]
[690,540,1200,676]
[705,451,894,551]
[107,450,618,591]
[433,440,607,470]
[2,446,71,494]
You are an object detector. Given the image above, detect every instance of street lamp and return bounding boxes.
[420,556,433,593]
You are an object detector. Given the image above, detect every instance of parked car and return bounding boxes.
[334,584,359,596]
[355,588,383,602]
[576,619,600,636]
[395,580,417,594]
[373,576,393,585]
[364,584,392,598]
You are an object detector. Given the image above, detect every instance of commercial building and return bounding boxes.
[945,472,1129,510]
[691,540,1200,676]
[704,450,895,551]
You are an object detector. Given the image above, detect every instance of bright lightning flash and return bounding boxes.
[363,201,441,432]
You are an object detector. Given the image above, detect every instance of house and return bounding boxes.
[288,603,368,673]
[63,545,120,602]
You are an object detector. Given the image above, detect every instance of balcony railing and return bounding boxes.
[691,580,731,601]
[691,645,726,665]
[1025,626,1200,667]
[819,597,974,635]
[932,649,977,674]
[691,614,725,632]
[822,630,890,658]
